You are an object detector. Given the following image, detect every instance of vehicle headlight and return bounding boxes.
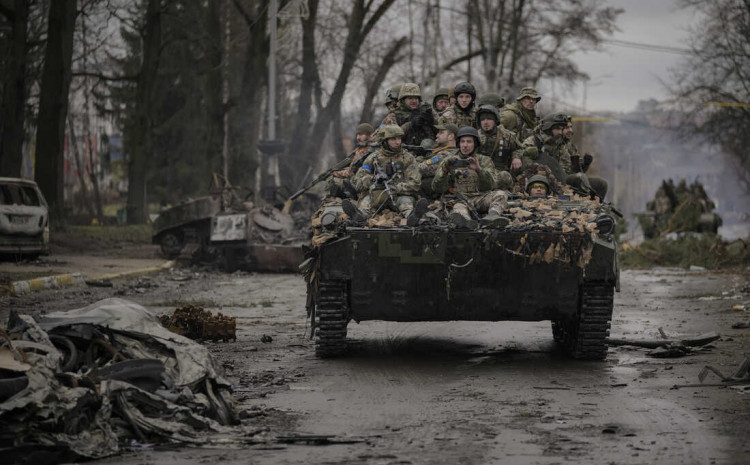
[595,214,615,235]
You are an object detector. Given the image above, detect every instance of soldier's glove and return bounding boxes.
[582,153,594,172]
[524,146,539,159]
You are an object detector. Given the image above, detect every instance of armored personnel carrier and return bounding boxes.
[302,196,619,360]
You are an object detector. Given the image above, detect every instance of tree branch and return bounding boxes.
[72,71,138,82]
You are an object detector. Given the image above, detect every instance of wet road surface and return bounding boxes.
[12,267,749,465]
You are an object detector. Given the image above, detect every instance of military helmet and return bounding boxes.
[456,126,480,148]
[377,124,405,143]
[477,93,505,108]
[540,112,571,134]
[398,82,422,100]
[356,123,374,135]
[454,81,477,99]
[516,86,541,102]
[386,83,404,104]
[525,174,550,194]
[432,87,450,107]
[476,104,500,124]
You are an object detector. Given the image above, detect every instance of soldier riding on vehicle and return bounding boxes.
[345,125,428,227]
[432,127,510,229]
[501,86,541,141]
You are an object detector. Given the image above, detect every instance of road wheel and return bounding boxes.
[559,282,614,360]
[314,281,350,358]
[159,231,185,258]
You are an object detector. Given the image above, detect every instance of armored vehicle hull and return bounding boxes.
[307,223,618,360]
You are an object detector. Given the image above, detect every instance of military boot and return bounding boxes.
[407,198,429,227]
[450,212,477,230]
[342,199,367,226]
[480,210,510,228]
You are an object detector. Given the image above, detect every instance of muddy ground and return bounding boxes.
[2,264,750,465]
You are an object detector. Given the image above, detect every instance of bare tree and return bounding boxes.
[0,0,29,177]
[669,0,750,192]
[35,0,76,220]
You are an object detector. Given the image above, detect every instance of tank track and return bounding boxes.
[559,282,614,360]
[315,281,350,358]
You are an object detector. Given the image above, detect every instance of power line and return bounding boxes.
[603,39,692,56]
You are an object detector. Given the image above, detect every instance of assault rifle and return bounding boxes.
[282,143,375,213]
[402,144,433,157]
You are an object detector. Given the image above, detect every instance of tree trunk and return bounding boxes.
[0,0,28,178]
[35,0,76,222]
[126,0,161,224]
[359,37,406,125]
[286,0,319,160]
[66,115,94,218]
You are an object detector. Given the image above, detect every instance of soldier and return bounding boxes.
[448,85,456,106]
[476,93,505,114]
[328,123,374,199]
[380,82,422,127]
[432,127,509,228]
[523,113,609,199]
[432,87,451,114]
[562,118,609,199]
[500,87,541,141]
[417,123,460,199]
[525,174,550,198]
[345,125,427,227]
[384,83,403,112]
[439,81,477,128]
[475,104,523,183]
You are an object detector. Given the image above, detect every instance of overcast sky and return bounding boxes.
[544,0,698,114]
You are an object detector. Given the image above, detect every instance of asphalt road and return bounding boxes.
[5,266,750,465]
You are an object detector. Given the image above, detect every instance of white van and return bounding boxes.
[0,177,50,256]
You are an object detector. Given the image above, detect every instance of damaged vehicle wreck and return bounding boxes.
[0,299,238,464]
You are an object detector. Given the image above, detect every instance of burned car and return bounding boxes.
[0,177,49,257]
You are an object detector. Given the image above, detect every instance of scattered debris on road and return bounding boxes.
[159,305,237,342]
[608,331,719,351]
[672,357,750,390]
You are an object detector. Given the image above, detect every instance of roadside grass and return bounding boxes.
[619,234,749,270]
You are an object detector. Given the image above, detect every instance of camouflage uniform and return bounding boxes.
[432,148,507,220]
[520,132,572,174]
[500,87,541,141]
[380,82,422,128]
[475,105,523,180]
[438,81,477,128]
[439,104,476,129]
[352,135,421,218]
[417,145,460,199]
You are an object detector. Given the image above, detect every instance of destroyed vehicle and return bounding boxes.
[152,191,307,272]
[638,178,722,239]
[152,194,221,258]
[0,177,49,257]
[302,196,619,360]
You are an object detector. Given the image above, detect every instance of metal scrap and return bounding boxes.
[1,299,242,463]
[159,305,237,342]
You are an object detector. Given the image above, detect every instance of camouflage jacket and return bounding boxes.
[416,146,459,178]
[478,126,523,170]
[352,147,421,197]
[432,152,498,196]
[520,132,572,175]
[500,103,538,141]
[332,145,373,178]
[438,104,476,128]
[380,101,415,127]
